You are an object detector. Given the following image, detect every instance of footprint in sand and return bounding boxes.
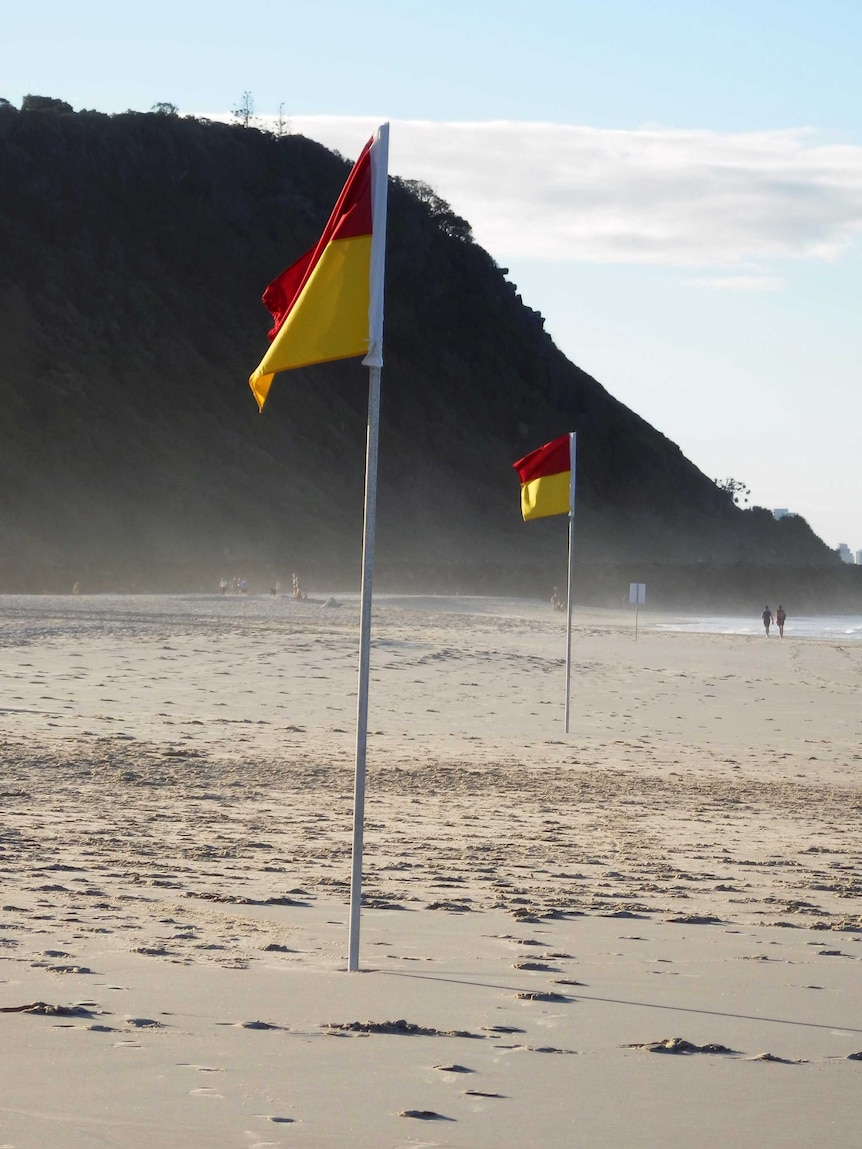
[516,991,573,1002]
[626,1038,737,1055]
[399,1110,454,1121]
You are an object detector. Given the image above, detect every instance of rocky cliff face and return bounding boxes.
[0,100,840,593]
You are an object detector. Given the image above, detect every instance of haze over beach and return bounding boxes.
[1,592,861,1148]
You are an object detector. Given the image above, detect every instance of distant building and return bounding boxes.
[773,508,791,519]
[857,550,862,566]
[837,543,855,564]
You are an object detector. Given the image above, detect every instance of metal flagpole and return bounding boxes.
[564,432,577,734]
[347,122,389,974]
[348,364,381,972]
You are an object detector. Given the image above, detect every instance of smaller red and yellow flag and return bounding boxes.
[513,434,573,521]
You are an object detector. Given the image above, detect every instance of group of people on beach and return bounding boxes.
[217,574,310,599]
[218,576,248,595]
[762,604,786,637]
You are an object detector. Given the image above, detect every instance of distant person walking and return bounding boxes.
[776,604,786,638]
[761,605,774,636]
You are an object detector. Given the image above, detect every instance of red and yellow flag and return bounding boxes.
[249,125,388,411]
[513,434,573,520]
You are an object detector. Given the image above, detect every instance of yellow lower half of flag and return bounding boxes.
[520,470,571,520]
[250,234,372,410]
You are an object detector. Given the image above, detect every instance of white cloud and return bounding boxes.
[254,115,862,270]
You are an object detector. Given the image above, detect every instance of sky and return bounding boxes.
[4,0,862,552]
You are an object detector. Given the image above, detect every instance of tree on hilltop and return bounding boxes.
[232,91,256,128]
[21,95,74,113]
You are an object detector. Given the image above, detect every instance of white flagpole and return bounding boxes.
[564,432,576,734]
[348,124,388,973]
[348,364,380,972]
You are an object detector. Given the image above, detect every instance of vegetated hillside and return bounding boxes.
[0,97,849,602]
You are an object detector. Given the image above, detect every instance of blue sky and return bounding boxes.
[5,0,862,552]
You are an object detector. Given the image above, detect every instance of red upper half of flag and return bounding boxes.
[262,137,374,342]
[513,434,571,484]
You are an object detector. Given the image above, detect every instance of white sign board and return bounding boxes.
[629,582,646,605]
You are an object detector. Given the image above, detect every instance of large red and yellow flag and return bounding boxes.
[513,434,573,521]
[249,124,389,411]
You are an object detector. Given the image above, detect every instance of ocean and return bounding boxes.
[652,614,862,641]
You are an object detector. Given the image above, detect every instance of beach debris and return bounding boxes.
[482,1025,525,1034]
[748,1052,808,1064]
[464,1089,505,1097]
[426,900,472,912]
[626,1038,737,1055]
[846,1051,862,1061]
[398,1110,454,1121]
[513,960,557,971]
[0,1001,100,1017]
[236,1020,284,1030]
[434,1063,473,1073]
[515,991,572,1002]
[325,1019,484,1038]
[125,1017,164,1028]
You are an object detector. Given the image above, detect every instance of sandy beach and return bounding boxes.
[1,593,861,1148]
